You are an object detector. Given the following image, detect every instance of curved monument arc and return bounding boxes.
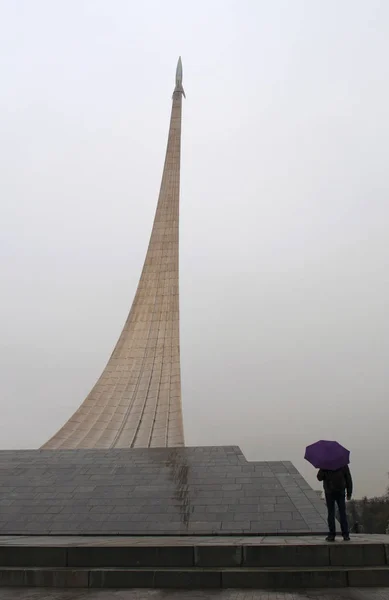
[43,59,185,449]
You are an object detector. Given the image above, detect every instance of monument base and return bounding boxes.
[0,446,327,535]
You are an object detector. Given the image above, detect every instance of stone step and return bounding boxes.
[0,565,389,588]
[0,542,387,568]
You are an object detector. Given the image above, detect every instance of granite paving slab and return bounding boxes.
[0,446,328,535]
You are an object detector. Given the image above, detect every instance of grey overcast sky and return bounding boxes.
[1,0,389,497]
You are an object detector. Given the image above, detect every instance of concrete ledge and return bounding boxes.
[0,541,387,570]
[0,567,388,588]
[194,546,242,567]
[0,568,88,587]
[89,569,155,588]
[0,569,26,587]
[0,547,67,567]
[330,544,387,567]
[348,568,389,587]
[154,569,221,589]
[68,546,194,568]
[222,569,348,589]
[243,545,329,567]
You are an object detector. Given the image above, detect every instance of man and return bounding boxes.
[317,465,353,542]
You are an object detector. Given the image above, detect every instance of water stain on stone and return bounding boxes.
[167,449,191,527]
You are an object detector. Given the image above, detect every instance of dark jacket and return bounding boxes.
[317,465,353,497]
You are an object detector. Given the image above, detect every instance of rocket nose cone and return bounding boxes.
[176,57,183,83]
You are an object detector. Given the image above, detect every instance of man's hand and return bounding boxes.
[347,494,352,501]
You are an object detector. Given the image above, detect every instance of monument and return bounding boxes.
[0,59,329,538]
[43,58,186,450]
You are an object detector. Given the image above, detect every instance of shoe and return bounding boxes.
[326,536,335,542]
[343,535,350,541]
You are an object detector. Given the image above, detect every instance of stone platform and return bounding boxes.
[0,446,327,535]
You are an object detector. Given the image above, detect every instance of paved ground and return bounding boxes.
[1,588,389,599]
[0,535,388,546]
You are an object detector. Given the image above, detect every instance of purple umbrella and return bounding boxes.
[304,440,350,470]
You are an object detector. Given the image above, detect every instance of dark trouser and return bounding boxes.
[325,491,349,537]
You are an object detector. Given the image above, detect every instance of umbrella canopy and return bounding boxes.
[304,440,350,470]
